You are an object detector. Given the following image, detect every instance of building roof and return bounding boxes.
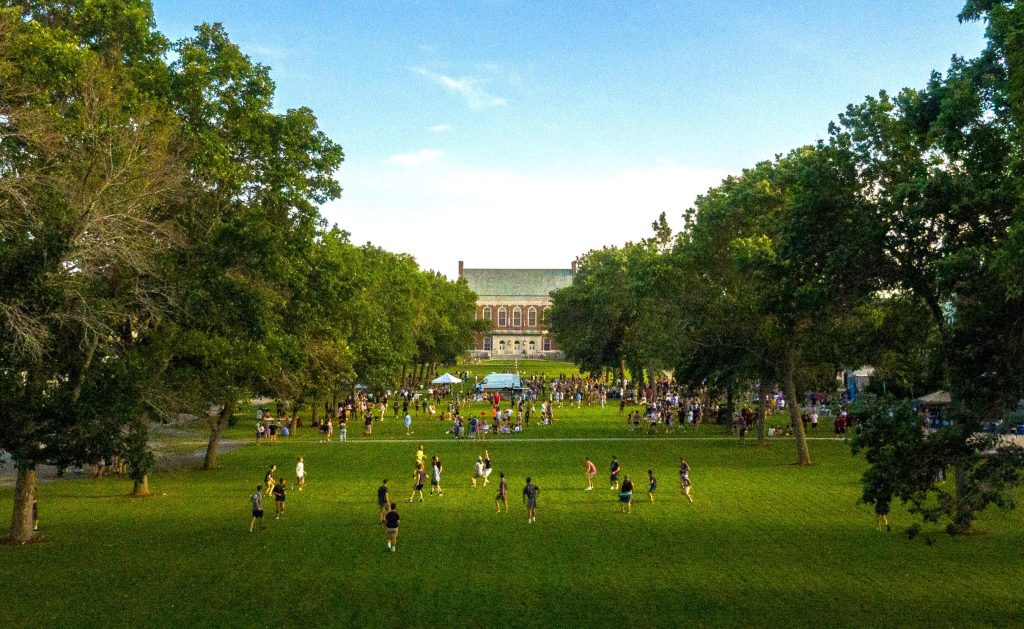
[462,268,573,298]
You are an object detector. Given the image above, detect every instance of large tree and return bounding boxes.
[838,0,1024,534]
[0,6,185,542]
[163,23,344,469]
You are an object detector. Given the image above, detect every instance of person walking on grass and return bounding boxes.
[647,470,657,503]
[296,456,306,491]
[495,472,508,513]
[384,503,400,552]
[523,476,539,523]
[377,480,391,521]
[430,455,443,496]
[415,444,426,469]
[610,456,621,491]
[482,450,492,486]
[585,457,597,490]
[272,478,286,519]
[338,413,347,442]
[409,464,426,503]
[404,412,413,435]
[472,456,485,488]
[249,486,265,532]
[264,465,277,495]
[679,458,693,503]
[619,475,634,513]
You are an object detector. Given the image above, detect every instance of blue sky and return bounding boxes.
[152,1,986,277]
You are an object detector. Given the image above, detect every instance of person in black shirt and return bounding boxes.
[383,503,400,552]
[619,475,634,514]
[523,477,540,523]
[272,478,286,519]
[377,480,391,522]
[610,456,621,491]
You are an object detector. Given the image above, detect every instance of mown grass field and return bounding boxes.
[2,386,1022,628]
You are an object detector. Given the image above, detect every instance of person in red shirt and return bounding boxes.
[585,457,597,490]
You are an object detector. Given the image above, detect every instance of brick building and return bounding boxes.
[459,260,574,358]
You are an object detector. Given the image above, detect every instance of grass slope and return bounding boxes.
[2,400,1022,628]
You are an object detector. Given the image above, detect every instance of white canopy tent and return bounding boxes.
[431,373,463,385]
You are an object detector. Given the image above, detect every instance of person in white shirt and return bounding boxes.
[471,456,484,487]
[296,456,306,491]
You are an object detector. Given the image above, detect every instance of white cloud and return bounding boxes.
[240,43,292,61]
[383,149,445,166]
[428,124,454,133]
[324,160,731,277]
[413,67,507,110]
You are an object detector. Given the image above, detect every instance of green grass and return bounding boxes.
[3,400,1022,628]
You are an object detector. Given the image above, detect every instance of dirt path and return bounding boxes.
[0,438,246,488]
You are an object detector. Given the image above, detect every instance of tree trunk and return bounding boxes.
[756,378,768,445]
[290,401,300,433]
[9,465,37,543]
[203,401,232,470]
[311,397,318,427]
[951,459,972,534]
[785,351,812,465]
[725,385,735,425]
[131,474,151,497]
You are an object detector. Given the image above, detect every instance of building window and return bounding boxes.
[497,307,507,327]
[512,307,522,327]
[528,340,536,353]
[482,307,492,322]
[514,340,521,352]
[499,340,506,352]
[543,337,552,351]
[483,337,492,351]
[527,307,537,327]
[542,307,551,327]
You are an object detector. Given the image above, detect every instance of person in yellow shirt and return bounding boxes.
[415,444,426,468]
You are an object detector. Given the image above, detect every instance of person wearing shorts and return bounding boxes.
[472,457,484,488]
[250,486,264,532]
[647,469,657,502]
[384,503,400,552]
[430,456,443,496]
[495,472,508,513]
[585,457,597,490]
[523,477,539,523]
[377,480,391,521]
[619,475,634,513]
[272,478,286,519]
[296,456,305,491]
[482,450,492,486]
[338,415,347,442]
[319,421,329,443]
[409,464,426,503]
[610,456,621,491]
[680,459,693,503]
[404,413,413,435]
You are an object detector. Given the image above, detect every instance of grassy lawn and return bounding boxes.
[2,387,1022,628]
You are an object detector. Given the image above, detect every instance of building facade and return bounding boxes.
[459,260,574,358]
